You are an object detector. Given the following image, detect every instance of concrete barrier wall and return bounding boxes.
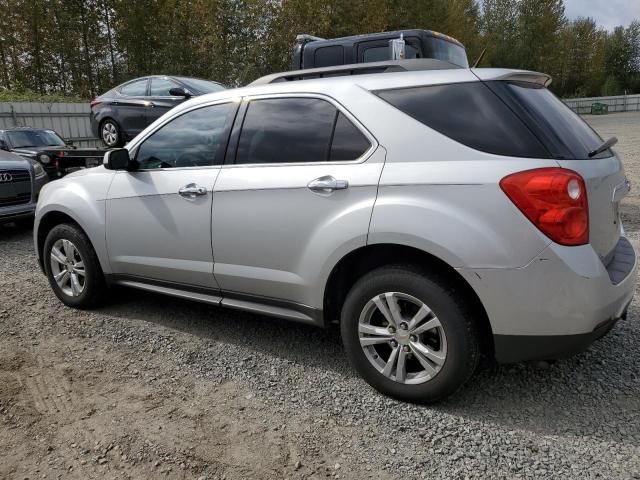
[0,102,100,147]
[563,94,640,115]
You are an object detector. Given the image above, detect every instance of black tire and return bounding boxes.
[43,223,106,309]
[340,265,480,404]
[100,118,124,148]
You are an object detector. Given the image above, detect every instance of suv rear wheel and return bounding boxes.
[340,265,480,403]
[43,223,106,308]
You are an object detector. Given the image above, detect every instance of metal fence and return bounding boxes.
[0,102,100,147]
[563,94,640,115]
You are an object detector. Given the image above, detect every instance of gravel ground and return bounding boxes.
[1,112,640,480]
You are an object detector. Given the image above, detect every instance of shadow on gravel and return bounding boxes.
[98,286,353,375]
[98,285,640,446]
[0,221,34,241]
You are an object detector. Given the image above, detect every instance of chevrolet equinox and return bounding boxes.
[34,59,637,403]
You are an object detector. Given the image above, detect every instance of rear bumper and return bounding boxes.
[460,235,637,362]
[493,309,627,363]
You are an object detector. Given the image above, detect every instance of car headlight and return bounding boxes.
[38,153,51,164]
[33,162,46,178]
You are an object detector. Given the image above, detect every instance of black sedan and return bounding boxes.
[0,128,105,180]
[90,75,226,147]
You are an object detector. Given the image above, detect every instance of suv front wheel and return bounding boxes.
[340,265,480,404]
[43,223,106,309]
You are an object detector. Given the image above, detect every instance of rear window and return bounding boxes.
[485,81,611,159]
[376,83,551,158]
[425,38,469,68]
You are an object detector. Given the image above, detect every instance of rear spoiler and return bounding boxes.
[471,69,552,87]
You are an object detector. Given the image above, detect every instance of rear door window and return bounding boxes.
[376,83,551,158]
[235,98,371,164]
[120,79,148,96]
[330,112,371,161]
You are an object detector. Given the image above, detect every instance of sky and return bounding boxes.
[564,0,640,30]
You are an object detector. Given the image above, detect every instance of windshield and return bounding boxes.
[179,78,226,94]
[7,130,65,149]
[425,37,469,68]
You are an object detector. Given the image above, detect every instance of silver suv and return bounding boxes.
[34,60,637,403]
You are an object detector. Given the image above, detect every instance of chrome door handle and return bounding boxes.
[307,175,349,194]
[178,183,207,199]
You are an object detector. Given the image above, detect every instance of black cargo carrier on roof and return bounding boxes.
[292,29,469,70]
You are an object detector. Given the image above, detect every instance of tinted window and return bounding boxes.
[150,78,181,96]
[136,103,234,169]
[314,46,344,67]
[363,43,421,62]
[425,38,469,67]
[330,113,370,160]
[236,98,336,164]
[178,78,225,94]
[376,83,550,158]
[487,81,610,160]
[120,79,148,96]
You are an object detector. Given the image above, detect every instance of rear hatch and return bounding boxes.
[476,71,627,260]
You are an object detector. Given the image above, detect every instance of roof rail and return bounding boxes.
[250,59,461,86]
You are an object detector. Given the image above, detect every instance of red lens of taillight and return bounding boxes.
[90,98,101,109]
[500,168,589,246]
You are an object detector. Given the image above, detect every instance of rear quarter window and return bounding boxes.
[376,83,551,158]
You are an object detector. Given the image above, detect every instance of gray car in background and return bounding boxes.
[90,75,226,148]
[0,149,48,225]
[35,59,637,403]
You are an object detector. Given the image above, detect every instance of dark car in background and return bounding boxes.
[292,29,469,70]
[0,149,48,225]
[90,75,226,147]
[0,128,104,179]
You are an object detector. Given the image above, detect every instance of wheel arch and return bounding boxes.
[36,211,82,268]
[36,208,109,275]
[323,243,494,358]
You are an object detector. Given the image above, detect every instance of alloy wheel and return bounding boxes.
[102,122,118,146]
[49,238,86,297]
[358,292,447,385]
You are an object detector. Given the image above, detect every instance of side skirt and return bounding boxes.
[105,274,325,327]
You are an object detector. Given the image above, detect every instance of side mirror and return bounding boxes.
[169,87,191,98]
[103,148,131,170]
[0,139,7,151]
[65,139,74,146]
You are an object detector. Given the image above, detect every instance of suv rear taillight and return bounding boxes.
[500,168,589,246]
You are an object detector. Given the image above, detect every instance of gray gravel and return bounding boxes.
[1,112,640,479]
